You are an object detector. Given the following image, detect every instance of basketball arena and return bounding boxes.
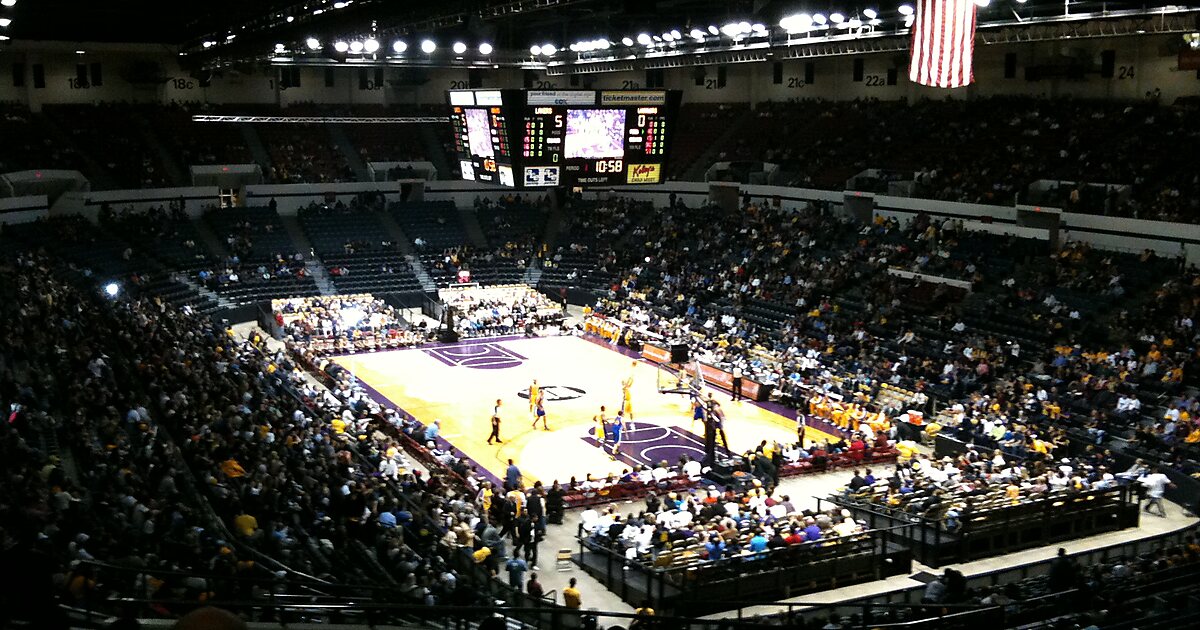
[1,1,1200,630]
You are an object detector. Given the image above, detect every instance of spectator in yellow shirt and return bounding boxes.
[563,577,582,609]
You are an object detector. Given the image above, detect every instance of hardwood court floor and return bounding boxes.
[334,335,835,486]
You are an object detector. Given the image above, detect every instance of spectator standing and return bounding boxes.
[505,556,528,591]
[1047,548,1078,592]
[526,573,545,599]
[1141,470,1173,517]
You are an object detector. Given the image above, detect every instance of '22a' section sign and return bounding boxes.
[517,385,587,401]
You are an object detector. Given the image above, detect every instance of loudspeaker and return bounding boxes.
[772,61,783,84]
[670,344,689,363]
[804,61,815,84]
[437,328,460,343]
[852,58,864,82]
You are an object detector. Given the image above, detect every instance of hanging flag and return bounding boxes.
[909,0,978,88]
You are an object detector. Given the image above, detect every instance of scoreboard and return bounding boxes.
[448,89,681,189]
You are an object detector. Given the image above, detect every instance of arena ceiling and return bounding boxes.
[1,0,1196,65]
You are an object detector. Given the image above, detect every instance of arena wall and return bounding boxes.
[1,33,1196,108]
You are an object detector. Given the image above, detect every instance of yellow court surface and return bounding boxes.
[334,335,832,486]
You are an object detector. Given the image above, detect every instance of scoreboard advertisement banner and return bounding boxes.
[447,89,681,189]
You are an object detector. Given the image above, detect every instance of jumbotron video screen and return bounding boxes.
[448,89,681,188]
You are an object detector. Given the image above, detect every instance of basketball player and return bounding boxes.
[706,394,730,452]
[621,362,636,429]
[609,410,625,460]
[690,396,706,431]
[529,379,539,416]
[487,399,503,444]
[593,405,609,444]
[531,388,549,431]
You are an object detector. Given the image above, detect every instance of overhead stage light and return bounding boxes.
[530,44,542,55]
[420,39,436,53]
[863,8,878,19]
[542,43,556,55]
[0,0,16,7]
[636,33,651,45]
[392,40,407,53]
[621,37,633,46]
[898,4,915,16]
[333,41,349,52]
[364,38,379,53]
[452,41,467,54]
[349,40,364,52]
[306,37,320,50]
[478,42,493,55]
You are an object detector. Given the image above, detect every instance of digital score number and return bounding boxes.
[594,158,624,174]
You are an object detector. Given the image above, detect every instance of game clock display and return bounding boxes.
[448,89,680,188]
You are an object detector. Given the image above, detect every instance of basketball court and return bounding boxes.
[334,334,835,486]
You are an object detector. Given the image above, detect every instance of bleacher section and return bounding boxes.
[147,103,254,167]
[257,123,354,184]
[42,104,170,189]
[201,207,318,302]
[391,200,469,250]
[298,207,424,295]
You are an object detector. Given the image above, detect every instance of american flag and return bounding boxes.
[909,0,978,89]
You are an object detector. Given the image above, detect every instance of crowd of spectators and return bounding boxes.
[442,285,564,338]
[581,477,870,568]
[722,97,1200,222]
[566,198,1200,525]
[275,294,427,354]
[0,251,507,626]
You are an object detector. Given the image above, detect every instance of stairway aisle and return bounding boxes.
[190,217,232,261]
[278,214,336,295]
[681,107,753,182]
[329,123,371,182]
[375,212,417,256]
[176,272,234,309]
[240,124,273,178]
[139,123,188,186]
[458,206,489,248]
[417,123,453,179]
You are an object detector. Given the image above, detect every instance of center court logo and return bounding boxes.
[517,385,586,401]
